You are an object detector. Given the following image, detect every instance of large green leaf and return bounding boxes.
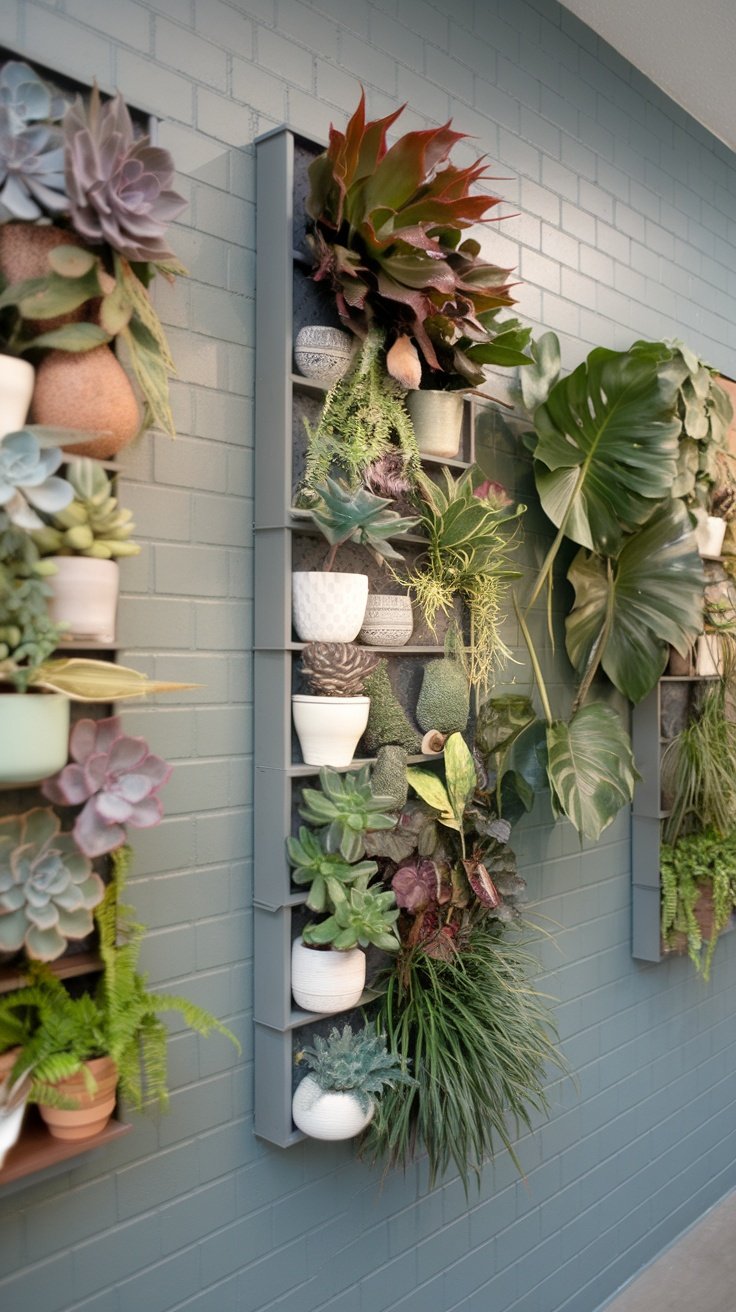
[443,732,477,831]
[519,330,561,419]
[565,500,704,703]
[546,705,639,841]
[533,344,681,554]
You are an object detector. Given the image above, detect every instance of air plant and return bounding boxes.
[42,716,172,858]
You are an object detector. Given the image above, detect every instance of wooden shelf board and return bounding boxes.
[0,951,102,995]
[0,1110,130,1188]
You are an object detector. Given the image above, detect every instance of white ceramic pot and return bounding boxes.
[359,594,414,647]
[47,557,120,644]
[407,389,465,458]
[292,1073,375,1140]
[291,937,366,1013]
[0,355,34,438]
[696,633,723,677]
[292,571,368,642]
[0,1099,27,1167]
[695,514,727,559]
[294,326,355,385]
[292,694,369,767]
[0,692,69,787]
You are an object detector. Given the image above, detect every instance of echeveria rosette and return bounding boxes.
[0,61,68,220]
[63,83,186,266]
[43,716,172,858]
[0,430,73,530]
[0,807,104,961]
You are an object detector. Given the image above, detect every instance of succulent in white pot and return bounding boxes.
[292,641,380,767]
[292,477,417,643]
[292,1023,415,1141]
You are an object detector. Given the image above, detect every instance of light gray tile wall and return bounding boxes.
[1,1,735,1310]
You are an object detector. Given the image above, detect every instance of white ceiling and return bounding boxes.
[559,0,736,153]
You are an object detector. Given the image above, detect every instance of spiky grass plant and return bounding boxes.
[662,667,736,846]
[361,919,567,1191]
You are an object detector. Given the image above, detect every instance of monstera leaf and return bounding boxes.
[519,330,561,422]
[565,500,704,704]
[533,343,681,554]
[546,705,639,841]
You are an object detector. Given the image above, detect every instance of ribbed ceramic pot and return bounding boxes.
[695,514,727,559]
[292,1074,375,1140]
[292,571,368,642]
[291,937,366,1013]
[0,691,70,788]
[294,326,355,384]
[407,389,464,458]
[359,594,414,647]
[38,1056,118,1141]
[0,355,34,438]
[47,557,120,644]
[292,694,369,767]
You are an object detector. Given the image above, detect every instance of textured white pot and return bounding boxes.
[47,557,120,644]
[292,695,369,767]
[0,355,34,438]
[695,514,727,559]
[292,571,368,642]
[407,389,464,458]
[294,326,355,384]
[291,937,366,1013]
[292,1074,375,1140]
[0,692,69,787]
[359,594,414,646]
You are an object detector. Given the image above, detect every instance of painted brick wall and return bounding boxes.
[1,2,735,1311]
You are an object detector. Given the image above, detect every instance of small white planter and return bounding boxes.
[696,633,723,677]
[292,1073,375,1140]
[292,694,369,767]
[0,1099,27,1167]
[0,355,34,438]
[0,692,69,787]
[292,571,368,642]
[695,514,727,559]
[47,557,120,644]
[407,389,464,458]
[359,594,414,647]
[291,936,366,1013]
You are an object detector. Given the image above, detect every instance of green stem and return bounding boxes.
[513,591,553,726]
[524,464,587,615]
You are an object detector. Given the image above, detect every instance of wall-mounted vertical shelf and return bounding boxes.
[253,125,480,1147]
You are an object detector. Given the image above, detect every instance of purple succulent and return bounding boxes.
[63,82,186,264]
[43,716,171,858]
[392,858,447,914]
[0,807,103,961]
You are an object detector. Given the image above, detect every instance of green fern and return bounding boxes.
[660,829,736,979]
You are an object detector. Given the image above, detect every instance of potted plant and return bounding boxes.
[294,324,355,385]
[664,342,734,558]
[292,641,379,767]
[0,846,239,1143]
[31,456,140,643]
[288,766,398,1013]
[292,476,417,643]
[0,60,186,452]
[292,1022,414,1141]
[660,829,736,978]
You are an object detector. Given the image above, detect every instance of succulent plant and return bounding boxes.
[286,826,377,913]
[363,660,421,754]
[0,513,61,683]
[0,807,104,961]
[301,873,400,953]
[306,91,516,384]
[308,475,418,570]
[392,857,449,914]
[0,62,68,222]
[63,83,186,266]
[0,430,73,531]
[299,1023,414,1113]
[300,642,379,697]
[42,716,171,858]
[298,765,398,863]
[31,457,140,559]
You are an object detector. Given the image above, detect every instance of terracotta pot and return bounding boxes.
[292,1074,374,1140]
[0,223,90,333]
[0,690,70,787]
[38,1055,118,1141]
[30,347,141,459]
[292,694,369,767]
[47,557,120,644]
[291,937,365,1013]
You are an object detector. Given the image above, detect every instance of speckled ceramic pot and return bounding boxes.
[294,326,355,384]
[358,594,414,646]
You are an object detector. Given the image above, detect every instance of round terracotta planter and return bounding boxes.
[30,347,141,459]
[38,1055,118,1142]
[47,557,120,644]
[0,691,70,788]
[292,1074,374,1140]
[291,937,366,1014]
[407,389,465,458]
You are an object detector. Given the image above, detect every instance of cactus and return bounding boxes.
[363,660,421,754]
[300,642,379,697]
[416,654,470,735]
[31,458,140,560]
[371,746,409,810]
[299,1023,415,1113]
